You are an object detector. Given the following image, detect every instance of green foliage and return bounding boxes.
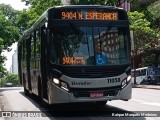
[131,0,159,30]
[0,64,7,78]
[0,4,20,77]
[22,0,137,6]
[22,0,61,6]
[0,74,20,87]
[18,0,61,30]
[146,0,160,29]
[128,11,159,56]
[148,0,160,19]
[70,0,137,6]
[16,10,30,34]
[0,4,20,49]
[142,9,157,29]
[140,54,156,67]
[129,10,160,67]
[18,0,138,31]
[0,4,20,26]
[25,9,41,29]
[70,0,105,5]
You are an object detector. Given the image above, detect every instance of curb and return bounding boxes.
[132,84,160,90]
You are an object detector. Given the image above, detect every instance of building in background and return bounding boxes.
[9,66,12,73]
[10,50,18,74]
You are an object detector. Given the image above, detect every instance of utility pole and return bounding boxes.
[116,0,126,7]
[130,31,137,85]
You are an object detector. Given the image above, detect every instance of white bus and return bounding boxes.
[132,67,160,85]
[18,5,132,106]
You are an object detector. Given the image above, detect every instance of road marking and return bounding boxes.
[132,99,160,106]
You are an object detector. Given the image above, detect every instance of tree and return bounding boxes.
[0,11,19,49]
[16,10,30,34]
[0,74,20,87]
[22,0,61,6]
[129,11,159,53]
[70,0,137,6]
[0,4,20,75]
[131,0,159,29]
[17,0,61,31]
[128,11,160,67]
[147,0,160,29]
[148,0,160,19]
[0,4,20,26]
[0,63,7,79]
[0,4,20,49]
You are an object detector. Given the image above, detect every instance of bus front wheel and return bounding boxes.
[24,87,29,96]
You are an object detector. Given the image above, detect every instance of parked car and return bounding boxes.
[5,83,13,87]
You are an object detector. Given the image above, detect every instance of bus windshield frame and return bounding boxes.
[49,21,130,66]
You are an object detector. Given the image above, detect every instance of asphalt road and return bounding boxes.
[0,87,160,120]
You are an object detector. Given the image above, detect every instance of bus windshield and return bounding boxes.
[50,24,130,66]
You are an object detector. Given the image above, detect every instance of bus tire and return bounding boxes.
[96,101,107,106]
[23,74,29,96]
[42,99,50,109]
[47,81,52,105]
[38,77,42,99]
[24,87,29,96]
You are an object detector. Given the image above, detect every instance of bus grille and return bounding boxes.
[61,66,125,78]
[70,86,121,98]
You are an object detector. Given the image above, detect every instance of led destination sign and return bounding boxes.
[61,11,118,20]
[63,57,85,65]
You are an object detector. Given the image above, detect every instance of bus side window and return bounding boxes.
[142,69,146,76]
[50,32,57,63]
[36,30,40,57]
[142,70,144,76]
[138,70,142,76]
[139,70,143,76]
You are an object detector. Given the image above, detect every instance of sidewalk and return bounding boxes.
[132,84,160,90]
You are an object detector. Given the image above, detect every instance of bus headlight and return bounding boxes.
[127,75,131,82]
[122,75,131,88]
[53,78,60,85]
[52,78,69,91]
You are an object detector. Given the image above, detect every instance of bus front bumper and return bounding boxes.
[48,80,132,104]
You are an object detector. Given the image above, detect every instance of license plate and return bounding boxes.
[90,92,104,98]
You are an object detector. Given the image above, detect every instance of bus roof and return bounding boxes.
[54,5,123,10]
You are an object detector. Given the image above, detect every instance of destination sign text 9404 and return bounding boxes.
[61,11,118,20]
